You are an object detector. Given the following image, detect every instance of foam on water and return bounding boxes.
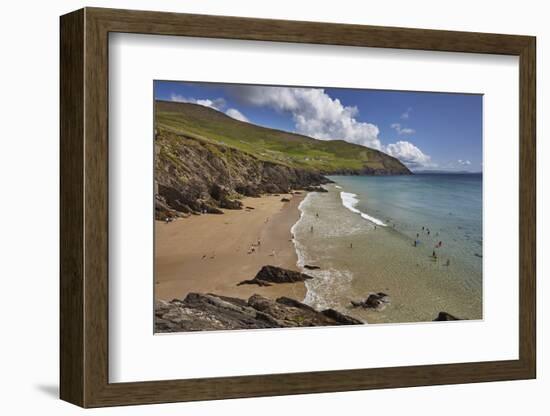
[291,192,312,269]
[340,192,387,226]
[303,268,354,311]
[292,192,355,309]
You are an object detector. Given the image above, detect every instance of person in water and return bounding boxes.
[350,243,353,249]
[413,240,417,247]
[432,250,437,259]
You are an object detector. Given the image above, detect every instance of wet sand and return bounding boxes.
[155,193,307,301]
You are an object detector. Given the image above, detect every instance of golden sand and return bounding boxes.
[155,193,307,301]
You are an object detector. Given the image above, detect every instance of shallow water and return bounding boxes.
[293,174,483,324]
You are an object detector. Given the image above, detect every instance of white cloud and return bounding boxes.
[401,107,412,119]
[170,94,226,111]
[390,123,415,135]
[458,159,471,166]
[228,86,382,149]
[385,141,435,169]
[217,86,436,169]
[225,108,249,122]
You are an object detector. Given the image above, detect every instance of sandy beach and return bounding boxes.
[155,192,307,301]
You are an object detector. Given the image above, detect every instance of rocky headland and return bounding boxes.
[154,100,411,220]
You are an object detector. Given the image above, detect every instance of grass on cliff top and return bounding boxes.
[154,100,409,173]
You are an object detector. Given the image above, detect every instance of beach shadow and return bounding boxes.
[35,384,59,399]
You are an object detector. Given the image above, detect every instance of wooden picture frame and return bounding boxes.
[60,7,536,408]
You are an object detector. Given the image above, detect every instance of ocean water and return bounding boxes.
[292,174,483,324]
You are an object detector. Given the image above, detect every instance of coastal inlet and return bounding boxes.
[153,99,481,332]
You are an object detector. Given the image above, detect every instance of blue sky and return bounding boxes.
[155,81,482,172]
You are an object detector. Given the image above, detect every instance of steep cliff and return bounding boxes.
[155,129,330,219]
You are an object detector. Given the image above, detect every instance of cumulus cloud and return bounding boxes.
[385,141,435,169]
[170,94,226,111]
[390,123,415,135]
[226,86,382,149]
[225,108,249,122]
[458,159,471,166]
[401,107,412,119]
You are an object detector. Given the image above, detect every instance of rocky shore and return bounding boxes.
[154,261,464,332]
[155,292,363,332]
[155,130,331,220]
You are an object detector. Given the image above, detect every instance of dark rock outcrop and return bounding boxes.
[433,312,461,321]
[238,265,314,287]
[303,186,328,193]
[351,292,390,310]
[155,293,363,332]
[303,264,321,270]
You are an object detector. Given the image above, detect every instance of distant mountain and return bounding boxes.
[154,100,411,219]
[414,170,482,174]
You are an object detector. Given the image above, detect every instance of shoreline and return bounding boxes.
[155,177,482,325]
[293,182,482,324]
[155,192,307,302]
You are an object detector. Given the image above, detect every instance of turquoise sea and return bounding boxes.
[292,174,483,324]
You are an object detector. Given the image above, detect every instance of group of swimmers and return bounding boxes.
[412,226,451,266]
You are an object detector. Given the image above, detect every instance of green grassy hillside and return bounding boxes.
[155,100,411,175]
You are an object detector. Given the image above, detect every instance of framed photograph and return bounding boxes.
[60,7,536,408]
